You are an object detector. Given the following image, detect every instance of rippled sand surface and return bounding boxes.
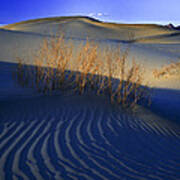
[0,94,180,180]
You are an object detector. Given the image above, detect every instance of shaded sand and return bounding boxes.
[0,93,180,180]
[0,61,180,180]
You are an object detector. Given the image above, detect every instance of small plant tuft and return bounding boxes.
[153,61,180,79]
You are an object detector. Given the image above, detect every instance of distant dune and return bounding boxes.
[2,16,178,41]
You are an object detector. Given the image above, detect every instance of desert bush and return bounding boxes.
[153,61,180,79]
[16,57,25,86]
[101,47,149,108]
[16,57,32,87]
[16,35,74,93]
[16,35,150,109]
[74,40,103,94]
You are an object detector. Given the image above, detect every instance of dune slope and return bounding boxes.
[2,16,178,41]
[1,16,180,89]
[0,17,180,179]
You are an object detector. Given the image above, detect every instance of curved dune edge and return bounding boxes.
[0,95,179,180]
[1,16,178,42]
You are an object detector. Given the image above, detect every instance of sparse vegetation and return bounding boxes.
[16,35,150,109]
[153,61,180,79]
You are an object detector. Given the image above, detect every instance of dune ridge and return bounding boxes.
[1,16,178,41]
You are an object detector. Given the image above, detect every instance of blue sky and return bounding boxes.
[0,0,180,25]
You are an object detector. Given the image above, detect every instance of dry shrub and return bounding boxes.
[74,40,103,94]
[16,57,25,86]
[102,47,149,109]
[16,35,73,93]
[153,61,180,79]
[16,35,150,109]
[16,57,32,87]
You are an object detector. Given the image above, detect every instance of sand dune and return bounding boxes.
[0,17,180,179]
[1,17,180,61]
[2,16,177,40]
[133,32,180,44]
[0,17,180,89]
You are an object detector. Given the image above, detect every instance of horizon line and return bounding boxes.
[1,15,180,26]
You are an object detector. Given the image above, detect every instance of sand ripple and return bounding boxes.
[0,96,180,180]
